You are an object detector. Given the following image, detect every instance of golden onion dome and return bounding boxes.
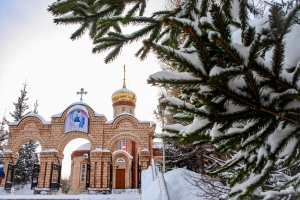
[112,65,137,105]
[111,87,137,104]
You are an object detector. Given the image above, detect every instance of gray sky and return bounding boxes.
[0,0,165,176]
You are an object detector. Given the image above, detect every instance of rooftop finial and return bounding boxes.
[77,88,87,102]
[123,65,126,88]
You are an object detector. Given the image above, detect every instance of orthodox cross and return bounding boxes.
[123,65,126,88]
[77,88,87,102]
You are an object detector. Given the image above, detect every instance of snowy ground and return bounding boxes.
[0,168,205,200]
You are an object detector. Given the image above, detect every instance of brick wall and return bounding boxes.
[1,103,156,191]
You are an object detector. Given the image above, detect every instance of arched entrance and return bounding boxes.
[1,102,155,193]
[62,138,90,194]
[1,134,43,190]
[112,150,132,189]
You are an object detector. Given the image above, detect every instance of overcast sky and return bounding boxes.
[0,0,165,176]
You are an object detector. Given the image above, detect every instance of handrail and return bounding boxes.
[151,159,157,181]
[150,159,170,200]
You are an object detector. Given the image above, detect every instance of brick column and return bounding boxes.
[90,151,111,189]
[38,151,63,189]
[101,153,111,189]
[90,153,101,189]
[0,152,19,187]
[140,151,150,171]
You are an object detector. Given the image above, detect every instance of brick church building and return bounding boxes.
[1,70,163,193]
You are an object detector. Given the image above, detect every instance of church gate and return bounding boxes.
[1,102,155,192]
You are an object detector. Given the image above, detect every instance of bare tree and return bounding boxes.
[165,0,182,9]
[183,169,230,200]
[60,175,70,194]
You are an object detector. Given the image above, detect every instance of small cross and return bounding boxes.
[77,88,87,102]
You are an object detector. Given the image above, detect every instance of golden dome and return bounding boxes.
[112,65,137,104]
[111,87,137,104]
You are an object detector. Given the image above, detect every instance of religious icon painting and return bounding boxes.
[65,109,89,133]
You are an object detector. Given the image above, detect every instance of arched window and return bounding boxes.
[117,158,125,162]
[156,162,163,172]
[118,140,126,150]
[122,107,125,113]
[81,163,86,182]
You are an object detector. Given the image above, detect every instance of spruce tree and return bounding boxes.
[10,82,39,186]
[0,113,9,165]
[48,0,300,198]
[32,100,39,114]
[10,82,31,122]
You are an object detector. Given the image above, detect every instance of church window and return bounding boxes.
[122,107,125,113]
[117,158,125,162]
[156,162,163,172]
[118,140,126,150]
[130,108,132,114]
[81,163,86,182]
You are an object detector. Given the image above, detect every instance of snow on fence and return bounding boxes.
[151,159,170,200]
[151,159,157,181]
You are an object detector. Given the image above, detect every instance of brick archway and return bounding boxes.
[106,132,143,151]
[10,135,46,153]
[56,131,95,153]
[112,150,133,189]
[4,101,155,191]
[17,116,44,130]
[112,150,133,163]
[112,115,139,129]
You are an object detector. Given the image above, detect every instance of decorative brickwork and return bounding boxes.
[56,131,95,153]
[106,132,143,150]
[0,101,158,193]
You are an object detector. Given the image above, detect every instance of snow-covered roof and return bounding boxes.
[9,113,51,126]
[41,149,58,153]
[153,141,163,149]
[51,102,105,118]
[112,150,133,159]
[91,148,110,152]
[67,105,89,117]
[141,148,149,152]
[94,111,105,117]
[76,143,91,150]
[105,112,156,127]
[112,87,136,95]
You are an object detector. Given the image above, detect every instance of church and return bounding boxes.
[1,68,163,194]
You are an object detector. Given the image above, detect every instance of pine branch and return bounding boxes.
[144,41,205,76]
[139,0,146,16]
[70,22,89,40]
[48,0,78,16]
[239,0,250,41]
[210,33,245,66]
[125,2,140,18]
[199,0,209,17]
[210,4,231,42]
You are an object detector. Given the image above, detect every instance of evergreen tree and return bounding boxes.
[0,113,9,165]
[48,0,300,198]
[153,3,230,196]
[13,141,39,186]
[9,82,31,122]
[10,82,39,186]
[32,100,39,114]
